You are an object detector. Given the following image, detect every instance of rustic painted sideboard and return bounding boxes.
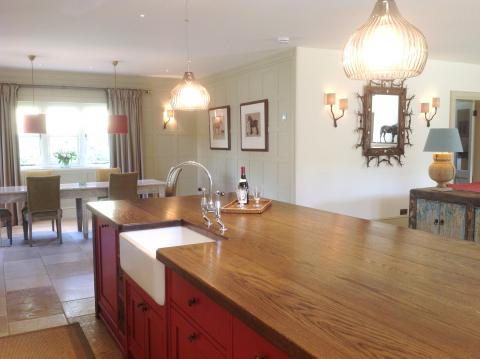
[409,188,480,242]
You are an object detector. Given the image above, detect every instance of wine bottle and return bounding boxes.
[238,166,249,205]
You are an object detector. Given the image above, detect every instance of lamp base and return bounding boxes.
[428,153,455,188]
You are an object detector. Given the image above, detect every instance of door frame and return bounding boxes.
[450,91,480,182]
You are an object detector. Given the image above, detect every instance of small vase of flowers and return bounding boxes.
[54,150,77,167]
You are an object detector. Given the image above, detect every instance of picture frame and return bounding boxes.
[208,105,231,150]
[240,99,269,151]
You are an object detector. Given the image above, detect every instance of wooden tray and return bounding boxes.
[221,198,272,214]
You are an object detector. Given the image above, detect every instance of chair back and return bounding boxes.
[108,173,138,201]
[26,176,61,213]
[0,208,12,220]
[22,170,53,185]
[96,167,121,182]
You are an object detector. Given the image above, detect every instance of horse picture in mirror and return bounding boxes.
[380,124,398,143]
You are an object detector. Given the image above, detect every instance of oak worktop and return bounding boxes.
[88,195,480,358]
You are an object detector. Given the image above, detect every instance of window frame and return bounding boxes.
[17,101,110,169]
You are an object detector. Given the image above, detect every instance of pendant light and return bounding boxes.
[107,60,128,134]
[342,0,428,80]
[169,0,210,111]
[23,55,46,134]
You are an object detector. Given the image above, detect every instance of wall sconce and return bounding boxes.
[325,93,348,128]
[163,109,175,129]
[420,97,440,127]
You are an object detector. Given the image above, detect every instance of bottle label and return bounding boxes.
[236,188,248,204]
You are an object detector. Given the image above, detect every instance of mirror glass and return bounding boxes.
[371,94,399,147]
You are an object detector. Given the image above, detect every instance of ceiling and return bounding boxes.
[0,0,479,78]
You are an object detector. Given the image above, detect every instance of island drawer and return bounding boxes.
[170,271,230,348]
[233,318,290,359]
[170,308,225,359]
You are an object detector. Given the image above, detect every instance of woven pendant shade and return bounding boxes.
[170,72,210,111]
[343,0,428,80]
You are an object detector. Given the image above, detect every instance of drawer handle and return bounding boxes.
[187,333,197,343]
[137,302,147,312]
[254,355,266,359]
[434,219,439,225]
[187,297,199,307]
[439,219,445,226]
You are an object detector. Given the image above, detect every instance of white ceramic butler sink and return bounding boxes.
[119,226,214,305]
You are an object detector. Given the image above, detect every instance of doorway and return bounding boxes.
[450,92,480,183]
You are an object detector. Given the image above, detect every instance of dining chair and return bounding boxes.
[0,208,13,246]
[22,170,56,232]
[96,167,121,182]
[109,172,138,201]
[22,176,62,246]
[96,167,121,200]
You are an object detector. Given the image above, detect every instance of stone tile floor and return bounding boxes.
[0,219,122,358]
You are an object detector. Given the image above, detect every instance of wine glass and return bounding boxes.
[253,186,262,207]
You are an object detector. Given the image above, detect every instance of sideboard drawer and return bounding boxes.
[170,271,230,347]
[475,208,480,242]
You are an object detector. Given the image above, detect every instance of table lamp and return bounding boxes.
[423,128,463,189]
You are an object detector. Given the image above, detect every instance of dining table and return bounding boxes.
[0,179,166,238]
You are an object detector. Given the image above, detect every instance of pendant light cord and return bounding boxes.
[185,0,191,72]
[112,60,119,91]
[30,57,35,105]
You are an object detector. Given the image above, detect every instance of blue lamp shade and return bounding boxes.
[423,128,463,153]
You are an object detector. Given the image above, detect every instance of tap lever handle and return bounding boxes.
[198,187,206,194]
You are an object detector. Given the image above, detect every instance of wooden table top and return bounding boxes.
[88,195,480,358]
[0,179,165,194]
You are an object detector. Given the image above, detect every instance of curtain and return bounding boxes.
[106,89,144,178]
[0,84,21,224]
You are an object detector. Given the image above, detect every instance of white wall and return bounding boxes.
[4,48,480,221]
[195,50,296,201]
[295,47,480,220]
[0,67,199,195]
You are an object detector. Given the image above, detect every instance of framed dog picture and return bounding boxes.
[240,99,269,151]
[208,106,231,150]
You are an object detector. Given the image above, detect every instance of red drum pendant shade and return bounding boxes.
[108,60,128,135]
[24,113,46,134]
[108,114,128,134]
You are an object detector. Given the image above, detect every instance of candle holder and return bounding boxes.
[325,93,348,128]
[163,109,175,129]
[420,97,440,127]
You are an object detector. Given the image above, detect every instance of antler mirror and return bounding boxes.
[357,81,413,167]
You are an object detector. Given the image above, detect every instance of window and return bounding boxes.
[17,102,110,168]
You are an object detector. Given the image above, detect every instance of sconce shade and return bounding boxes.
[170,72,210,111]
[339,98,349,110]
[325,93,336,105]
[424,128,463,153]
[108,114,128,134]
[24,114,46,134]
[343,0,428,80]
[421,103,430,114]
[432,97,440,108]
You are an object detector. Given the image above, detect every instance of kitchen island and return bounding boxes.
[88,194,480,358]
